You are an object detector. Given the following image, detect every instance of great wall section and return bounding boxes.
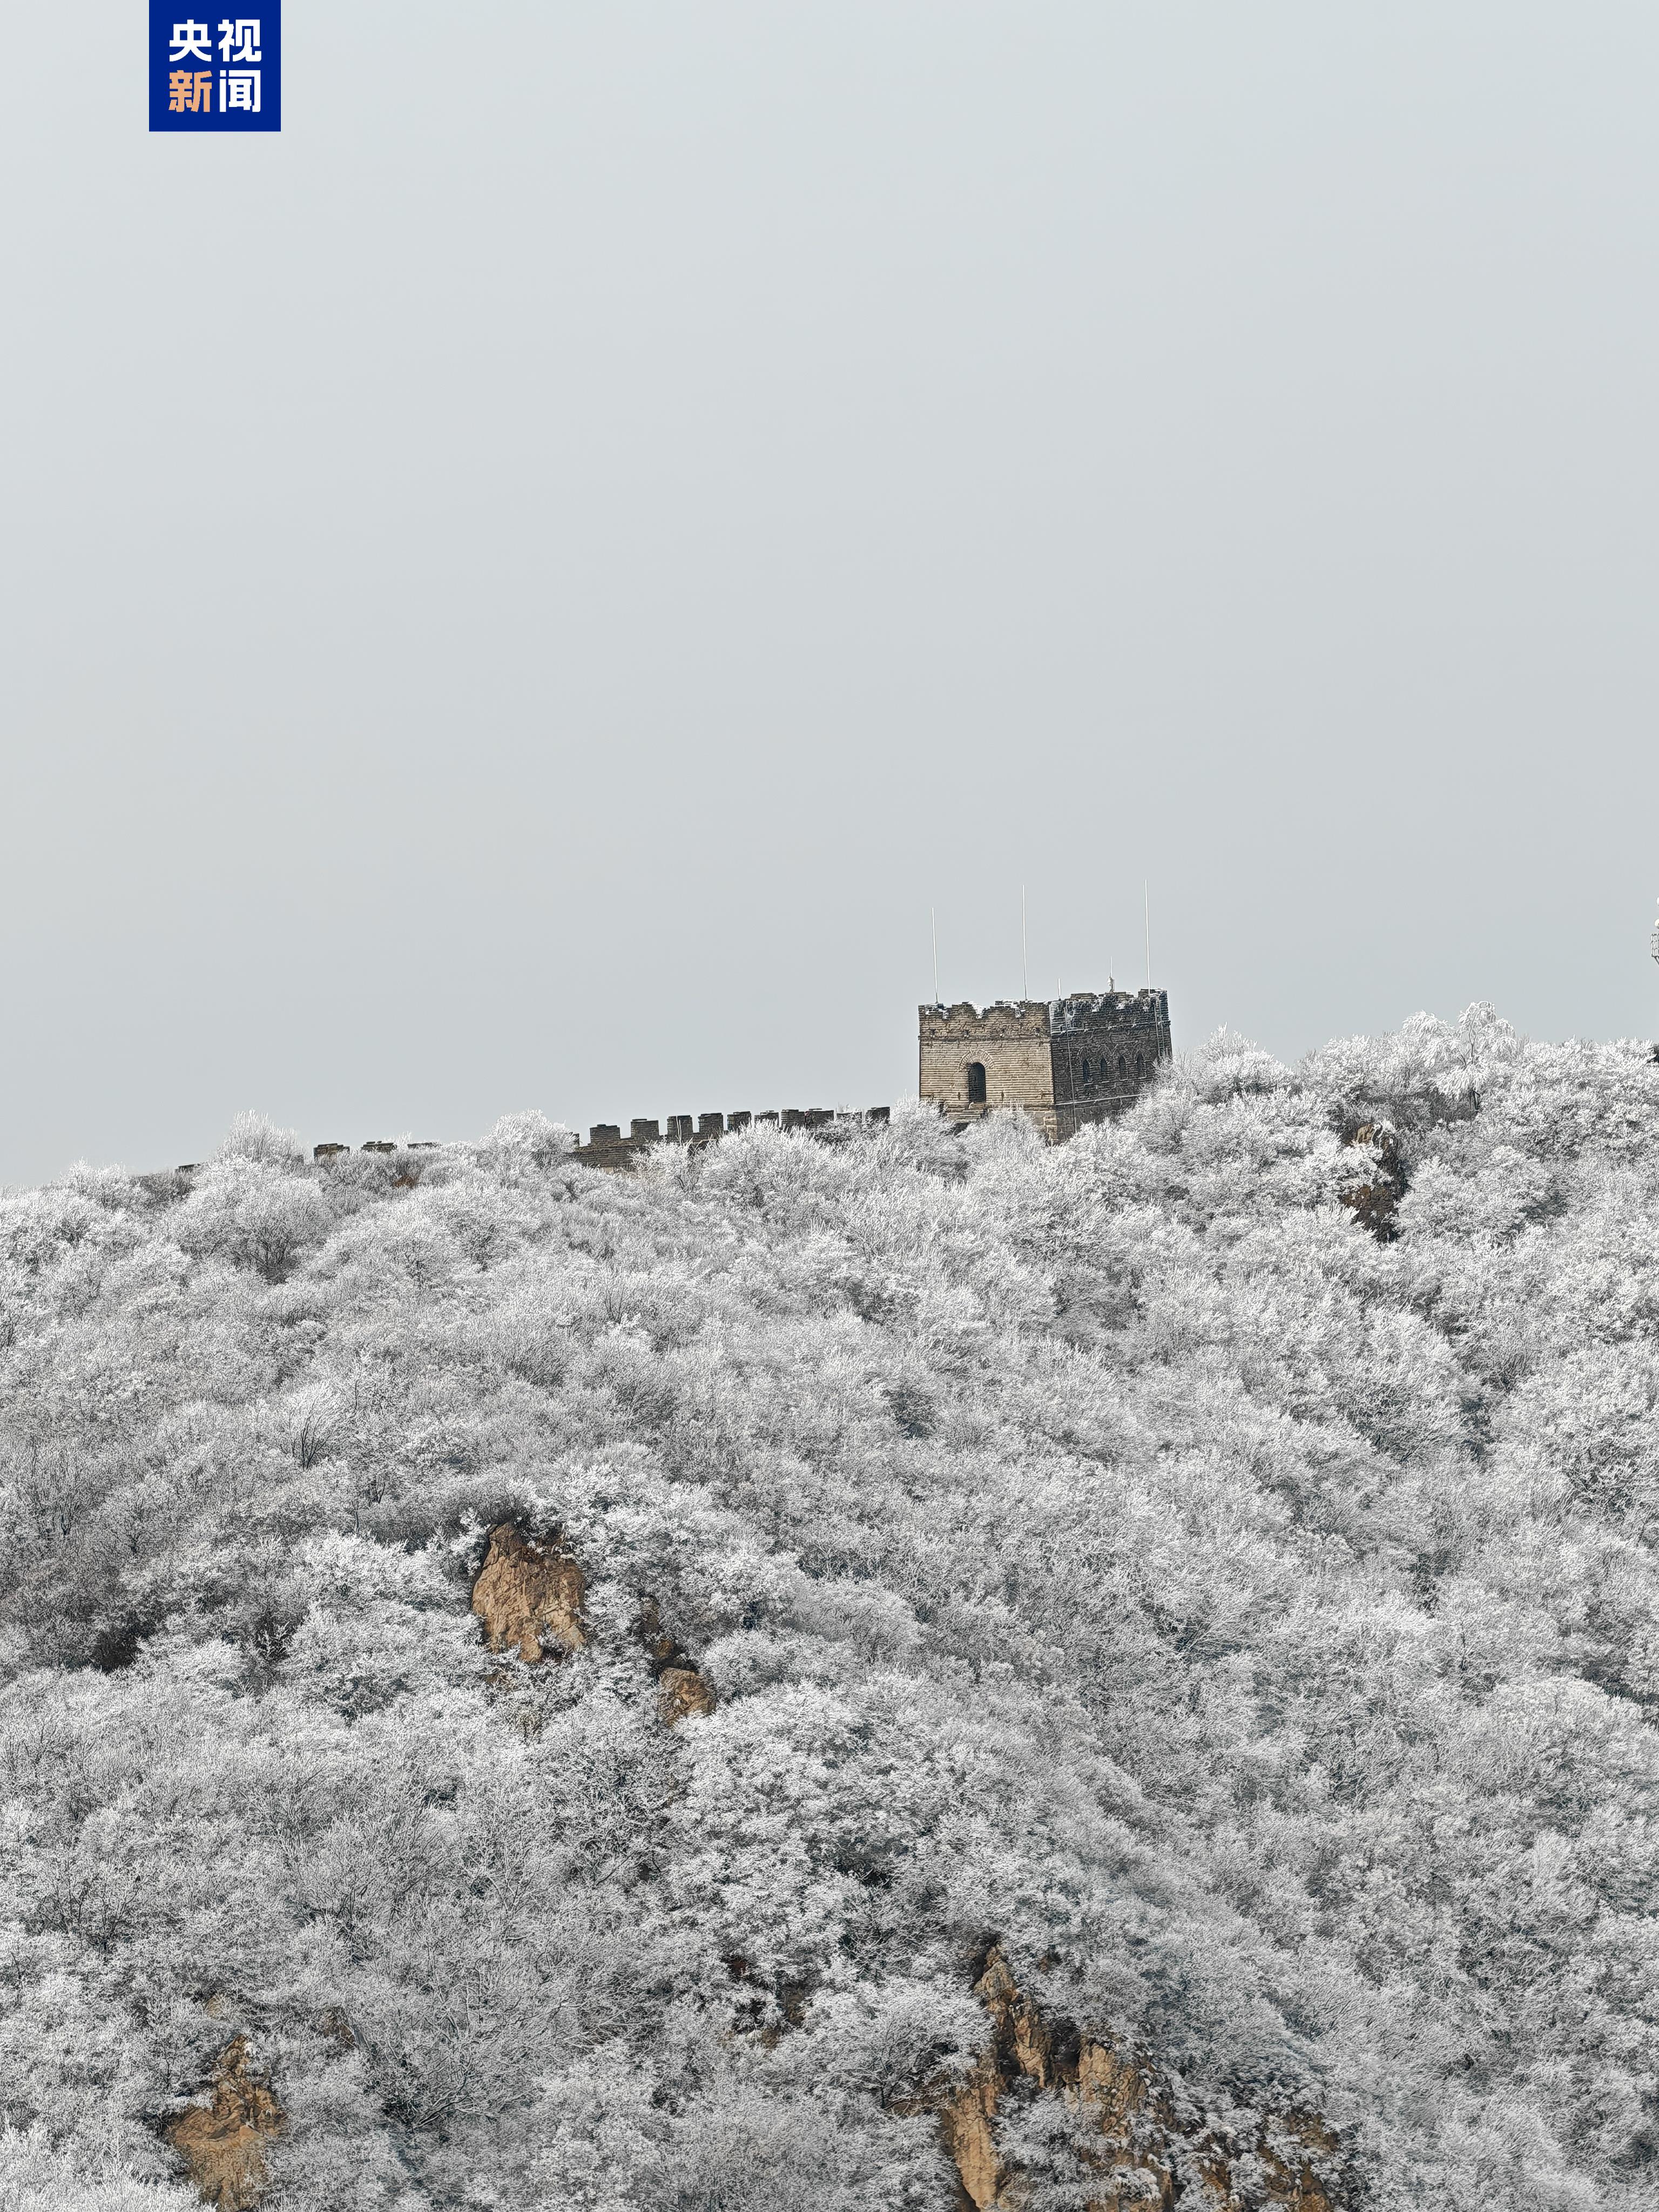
[168,987,1172,1178]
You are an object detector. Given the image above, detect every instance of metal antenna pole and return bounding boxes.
[1144,882,1151,990]
[931,907,939,1005]
[1021,884,1028,1001]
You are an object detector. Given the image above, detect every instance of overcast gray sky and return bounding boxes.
[4,3,1658,1184]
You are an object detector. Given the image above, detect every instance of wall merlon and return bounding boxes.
[1048,988,1170,1035]
[919,999,1054,1041]
[575,1105,891,1171]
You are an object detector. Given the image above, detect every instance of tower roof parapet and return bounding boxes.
[920,988,1167,1041]
[1048,988,1169,1035]
[919,999,1053,1041]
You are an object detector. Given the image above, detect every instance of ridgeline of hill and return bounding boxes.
[3,1009,1657,2211]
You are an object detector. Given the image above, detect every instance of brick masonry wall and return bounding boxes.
[918,1001,1057,1127]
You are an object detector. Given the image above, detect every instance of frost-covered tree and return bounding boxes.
[2,1034,1658,2209]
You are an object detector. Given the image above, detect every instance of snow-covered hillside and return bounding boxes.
[3,1008,1657,2212]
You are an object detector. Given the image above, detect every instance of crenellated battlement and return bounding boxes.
[1048,987,1169,1035]
[919,1000,1053,1041]
[920,989,1169,1041]
[193,981,1171,1183]
[575,1105,892,1172]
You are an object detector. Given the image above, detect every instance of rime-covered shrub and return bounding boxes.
[3,1010,1659,2209]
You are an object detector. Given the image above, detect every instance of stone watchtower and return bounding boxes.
[919,989,1172,1140]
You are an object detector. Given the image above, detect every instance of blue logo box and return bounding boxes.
[149,6,281,132]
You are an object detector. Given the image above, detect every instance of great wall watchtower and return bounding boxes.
[919,988,1172,1139]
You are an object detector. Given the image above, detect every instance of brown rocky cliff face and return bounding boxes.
[469,1537,715,1724]
[933,1947,1341,2212]
[165,2036,282,2210]
[656,1663,716,1723]
[470,1525,587,1663]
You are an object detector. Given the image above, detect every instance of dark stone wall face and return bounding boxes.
[1048,990,1172,1134]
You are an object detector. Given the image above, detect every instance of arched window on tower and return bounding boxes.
[1136,1053,1144,1076]
[1117,1054,1127,1078]
[967,1061,987,1105]
[1081,1057,1092,1086]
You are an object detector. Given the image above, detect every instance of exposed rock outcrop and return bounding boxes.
[165,2036,282,2210]
[469,1539,715,1725]
[657,1663,716,1724]
[470,1524,586,1663]
[637,1594,716,1724]
[930,1947,1343,2211]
